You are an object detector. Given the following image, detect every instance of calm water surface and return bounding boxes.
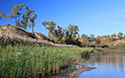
[78,51,125,78]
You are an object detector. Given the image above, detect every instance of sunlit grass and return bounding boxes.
[0,45,93,78]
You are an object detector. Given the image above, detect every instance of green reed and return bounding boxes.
[0,45,92,78]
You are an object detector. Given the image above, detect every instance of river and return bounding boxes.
[78,51,125,78]
[47,51,125,78]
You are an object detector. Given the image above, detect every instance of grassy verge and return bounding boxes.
[0,45,93,78]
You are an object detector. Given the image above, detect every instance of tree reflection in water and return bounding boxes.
[79,51,125,78]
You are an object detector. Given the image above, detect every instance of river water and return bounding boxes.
[78,51,125,78]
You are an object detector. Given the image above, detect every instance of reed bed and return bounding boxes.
[0,45,93,78]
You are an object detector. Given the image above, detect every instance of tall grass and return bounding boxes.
[0,45,92,78]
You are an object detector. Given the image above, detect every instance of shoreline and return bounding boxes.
[67,59,96,78]
[44,59,96,78]
[67,65,96,78]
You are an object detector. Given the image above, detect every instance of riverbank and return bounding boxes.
[0,45,93,78]
[68,65,96,78]
[67,48,125,78]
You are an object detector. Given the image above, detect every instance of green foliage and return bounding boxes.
[21,14,28,30]
[3,3,37,32]
[66,24,79,39]
[111,33,116,37]
[80,34,96,47]
[0,11,5,18]
[5,13,13,18]
[63,24,81,46]
[42,21,64,42]
[46,21,56,37]
[117,32,123,39]
[5,3,25,27]
[0,45,91,78]
[53,25,65,43]
[42,21,56,38]
[21,7,37,33]
[42,21,81,46]
[42,21,46,27]
[95,36,101,47]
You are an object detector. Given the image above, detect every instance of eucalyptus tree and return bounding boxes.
[66,24,79,39]
[42,21,56,38]
[65,24,80,45]
[42,21,65,43]
[21,14,28,30]
[5,3,25,27]
[117,32,123,39]
[29,11,37,33]
[21,7,37,33]
[53,25,65,43]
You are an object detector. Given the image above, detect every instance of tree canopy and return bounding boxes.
[3,3,37,33]
[5,3,25,27]
[21,7,37,33]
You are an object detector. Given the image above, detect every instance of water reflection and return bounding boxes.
[79,51,125,78]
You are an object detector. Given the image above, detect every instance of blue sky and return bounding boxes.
[0,0,125,37]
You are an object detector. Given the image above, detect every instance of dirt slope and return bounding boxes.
[0,25,37,40]
[0,25,78,48]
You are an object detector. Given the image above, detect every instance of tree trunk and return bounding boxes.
[32,27,34,34]
[48,31,51,38]
[18,15,20,27]
[15,16,17,27]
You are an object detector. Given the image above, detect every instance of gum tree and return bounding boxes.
[65,24,80,45]
[5,3,25,27]
[21,7,37,33]
[42,21,56,38]
[66,24,79,39]
[42,21,65,43]
[117,32,123,39]
[53,25,65,43]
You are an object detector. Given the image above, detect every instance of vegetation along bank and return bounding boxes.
[0,45,93,78]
